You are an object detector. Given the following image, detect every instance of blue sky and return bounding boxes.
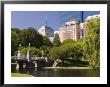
[11,11,100,31]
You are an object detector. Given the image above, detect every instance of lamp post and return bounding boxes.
[27,43,31,61]
[42,51,43,58]
[19,44,21,51]
[29,43,30,51]
[18,44,21,59]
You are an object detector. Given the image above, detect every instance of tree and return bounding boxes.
[42,36,53,47]
[53,33,60,47]
[40,46,51,57]
[18,27,44,48]
[11,27,44,55]
[62,39,74,45]
[11,28,21,34]
[83,18,100,67]
[48,47,64,61]
[48,41,84,63]
[11,31,18,56]
[61,42,83,61]
[14,47,42,58]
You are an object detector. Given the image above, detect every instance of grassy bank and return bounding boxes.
[11,73,33,77]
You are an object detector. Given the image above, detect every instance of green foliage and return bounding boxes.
[14,46,51,58]
[53,33,60,47]
[15,47,42,57]
[11,28,21,34]
[18,27,43,48]
[42,36,53,47]
[48,18,100,67]
[11,73,33,77]
[48,41,84,63]
[30,47,41,57]
[48,47,63,60]
[62,39,75,45]
[40,46,51,57]
[12,27,53,47]
[83,18,100,67]
[11,31,18,55]
[11,18,100,68]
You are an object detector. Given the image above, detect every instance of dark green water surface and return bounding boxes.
[16,68,100,77]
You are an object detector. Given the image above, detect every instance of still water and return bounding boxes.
[15,67,100,77]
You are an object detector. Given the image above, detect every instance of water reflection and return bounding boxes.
[14,68,100,77]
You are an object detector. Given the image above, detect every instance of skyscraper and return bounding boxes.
[80,23,84,38]
[59,11,100,39]
[59,19,80,42]
[38,16,54,38]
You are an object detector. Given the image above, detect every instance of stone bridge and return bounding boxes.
[11,57,54,71]
[11,43,61,72]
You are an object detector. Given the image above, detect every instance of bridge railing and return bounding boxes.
[11,56,48,61]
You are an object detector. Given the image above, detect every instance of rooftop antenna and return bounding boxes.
[81,11,84,23]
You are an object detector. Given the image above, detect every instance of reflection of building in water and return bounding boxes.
[59,19,80,42]
[38,16,54,42]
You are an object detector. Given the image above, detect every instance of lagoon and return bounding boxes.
[13,67,100,77]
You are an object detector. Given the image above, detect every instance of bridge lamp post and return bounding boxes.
[45,58,47,62]
[42,51,43,58]
[27,43,31,61]
[29,43,30,51]
[29,43,30,61]
[18,44,21,59]
[19,44,21,51]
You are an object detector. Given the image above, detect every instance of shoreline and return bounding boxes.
[42,66,95,69]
